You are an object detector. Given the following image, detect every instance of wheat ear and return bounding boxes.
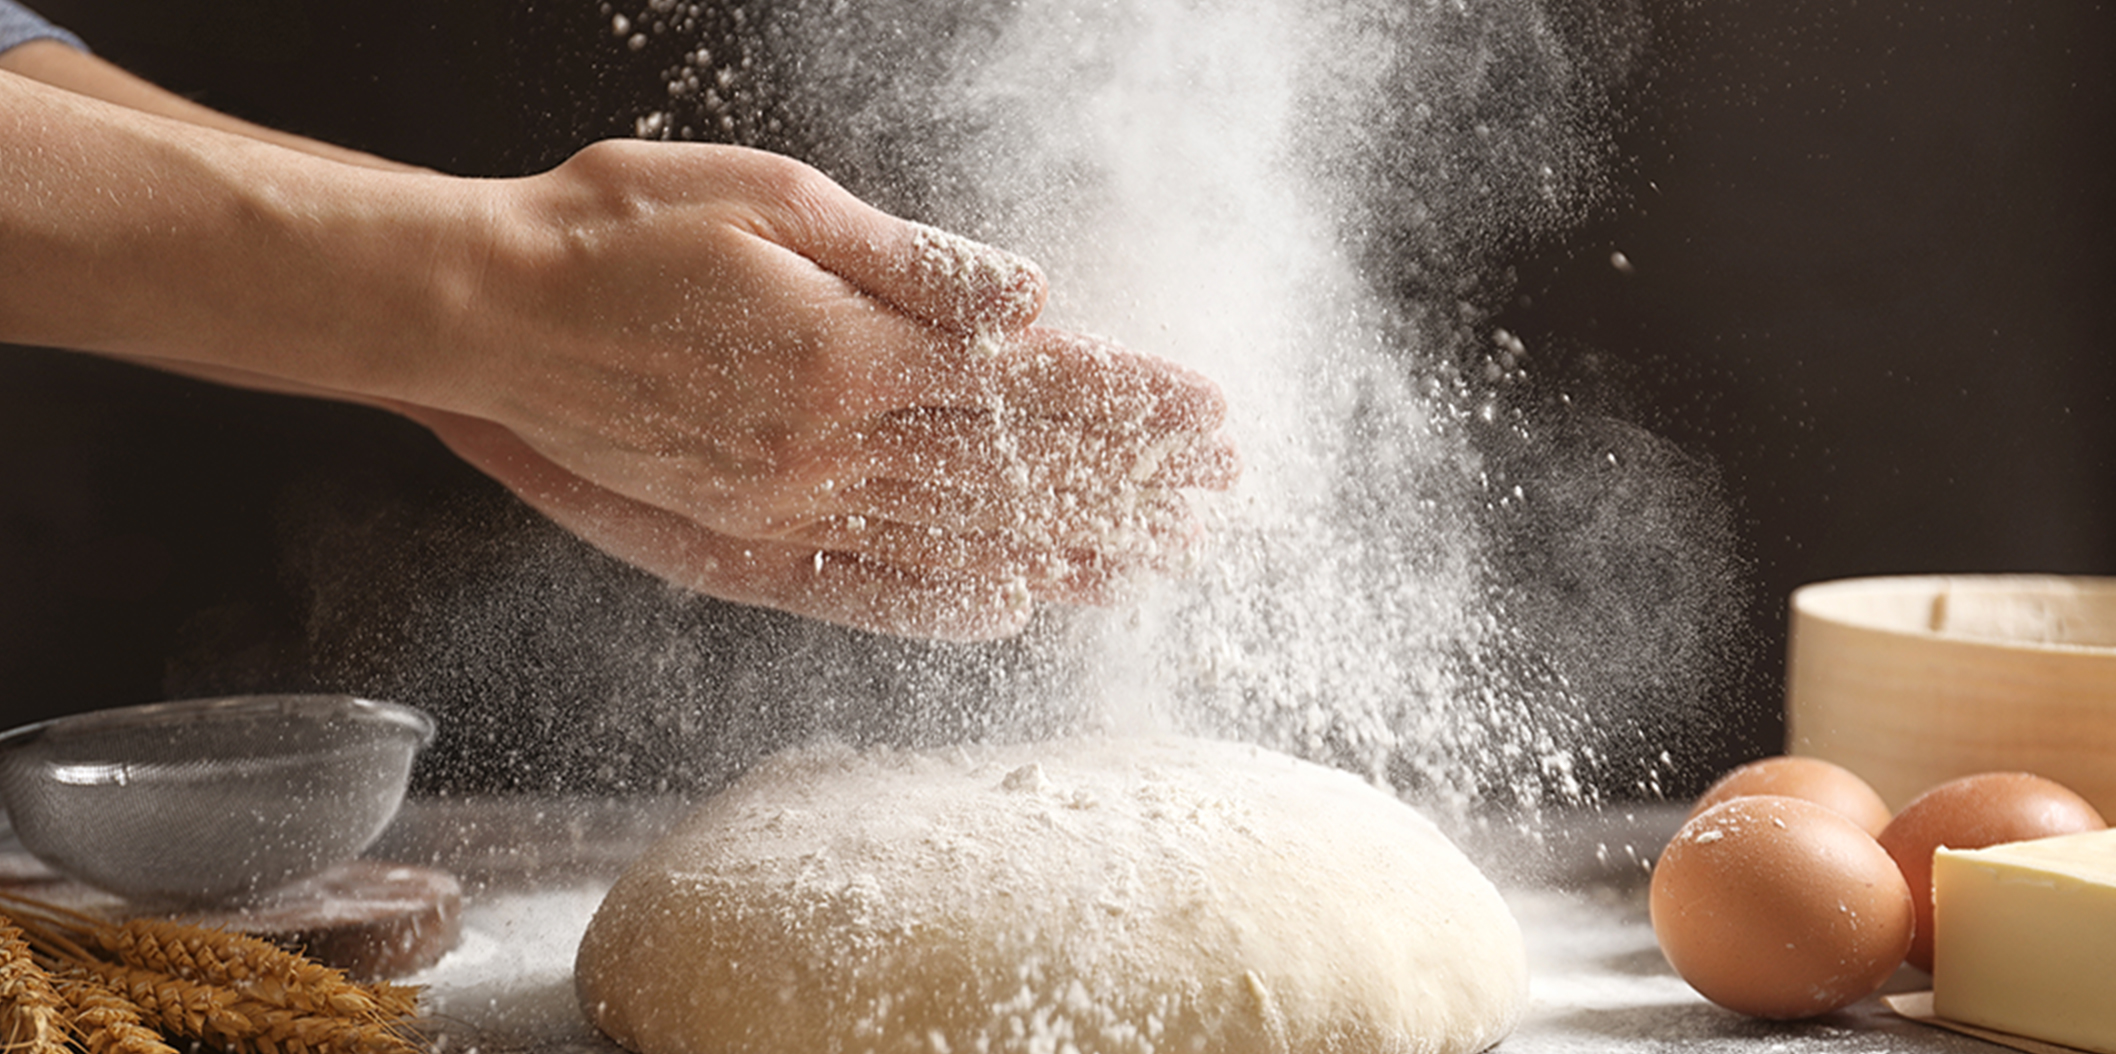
[64,961,423,1054]
[53,977,176,1054]
[0,918,68,1054]
[209,1001,423,1054]
[360,981,421,1020]
[96,919,400,1020]
[60,961,253,1046]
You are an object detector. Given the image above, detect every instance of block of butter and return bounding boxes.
[1933,827,2116,1054]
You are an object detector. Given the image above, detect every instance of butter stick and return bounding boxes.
[1933,828,2116,1054]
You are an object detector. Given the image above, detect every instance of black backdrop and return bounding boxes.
[2,0,2110,794]
[1495,0,2116,771]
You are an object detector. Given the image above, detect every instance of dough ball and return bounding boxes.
[575,736,1527,1054]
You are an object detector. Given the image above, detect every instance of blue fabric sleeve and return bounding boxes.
[0,0,87,55]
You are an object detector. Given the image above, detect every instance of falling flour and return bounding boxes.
[271,0,1743,829]
[353,2,1752,1048]
[616,0,1740,820]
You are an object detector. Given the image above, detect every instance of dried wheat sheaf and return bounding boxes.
[0,892,423,1054]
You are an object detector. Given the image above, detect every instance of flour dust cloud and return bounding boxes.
[615,0,1740,815]
[256,0,1741,815]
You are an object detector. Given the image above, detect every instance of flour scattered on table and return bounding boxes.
[578,736,1528,1054]
[408,886,613,1047]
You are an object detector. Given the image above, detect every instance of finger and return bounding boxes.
[787,516,1088,587]
[896,328,1230,433]
[403,404,1044,641]
[794,506,1187,577]
[893,222,1048,339]
[856,409,1239,494]
[831,478,1201,555]
[743,153,1047,336]
[1156,432,1242,490]
[740,165,1219,431]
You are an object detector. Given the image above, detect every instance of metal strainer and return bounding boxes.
[0,694,434,906]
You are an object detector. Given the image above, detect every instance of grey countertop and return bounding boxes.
[371,797,2002,1054]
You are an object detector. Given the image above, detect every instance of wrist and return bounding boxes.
[0,73,484,403]
[149,149,491,405]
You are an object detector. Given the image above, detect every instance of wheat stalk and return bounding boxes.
[95,919,397,1020]
[60,962,252,1045]
[62,961,424,1054]
[360,982,420,1020]
[212,1001,423,1054]
[0,893,426,1054]
[0,918,68,1054]
[52,978,174,1054]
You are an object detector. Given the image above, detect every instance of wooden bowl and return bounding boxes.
[1785,575,2116,816]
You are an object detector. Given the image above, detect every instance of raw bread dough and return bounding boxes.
[575,736,1528,1054]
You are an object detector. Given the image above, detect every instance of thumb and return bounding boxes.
[753,162,1047,336]
[884,220,1049,339]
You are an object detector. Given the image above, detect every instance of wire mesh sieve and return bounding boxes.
[0,695,433,906]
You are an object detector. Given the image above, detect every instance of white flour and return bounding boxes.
[410,887,612,1048]
[274,0,1745,816]
[573,737,1528,1054]
[404,861,1957,1052]
[689,0,1723,820]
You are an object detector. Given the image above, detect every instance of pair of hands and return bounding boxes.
[0,48,1236,639]
[409,140,1238,639]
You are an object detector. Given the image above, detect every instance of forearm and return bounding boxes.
[0,39,417,172]
[0,57,1238,636]
[0,69,478,401]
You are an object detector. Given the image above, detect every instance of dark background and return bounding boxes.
[1498,0,2116,774]
[2,0,2110,794]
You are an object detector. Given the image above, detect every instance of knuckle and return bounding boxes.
[727,151,848,241]
[780,322,881,420]
[731,431,845,511]
[566,138,653,187]
[760,159,845,224]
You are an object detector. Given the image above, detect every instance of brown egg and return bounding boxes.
[1690,755,1893,836]
[1650,795,1914,1019]
[1877,771,2107,973]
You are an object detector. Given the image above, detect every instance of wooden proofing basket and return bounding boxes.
[1785,575,2116,815]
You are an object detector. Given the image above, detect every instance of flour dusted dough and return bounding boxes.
[575,736,1528,1054]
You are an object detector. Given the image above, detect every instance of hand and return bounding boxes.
[403,141,1238,638]
[0,57,1238,640]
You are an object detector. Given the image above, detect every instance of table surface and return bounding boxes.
[357,796,2004,1054]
